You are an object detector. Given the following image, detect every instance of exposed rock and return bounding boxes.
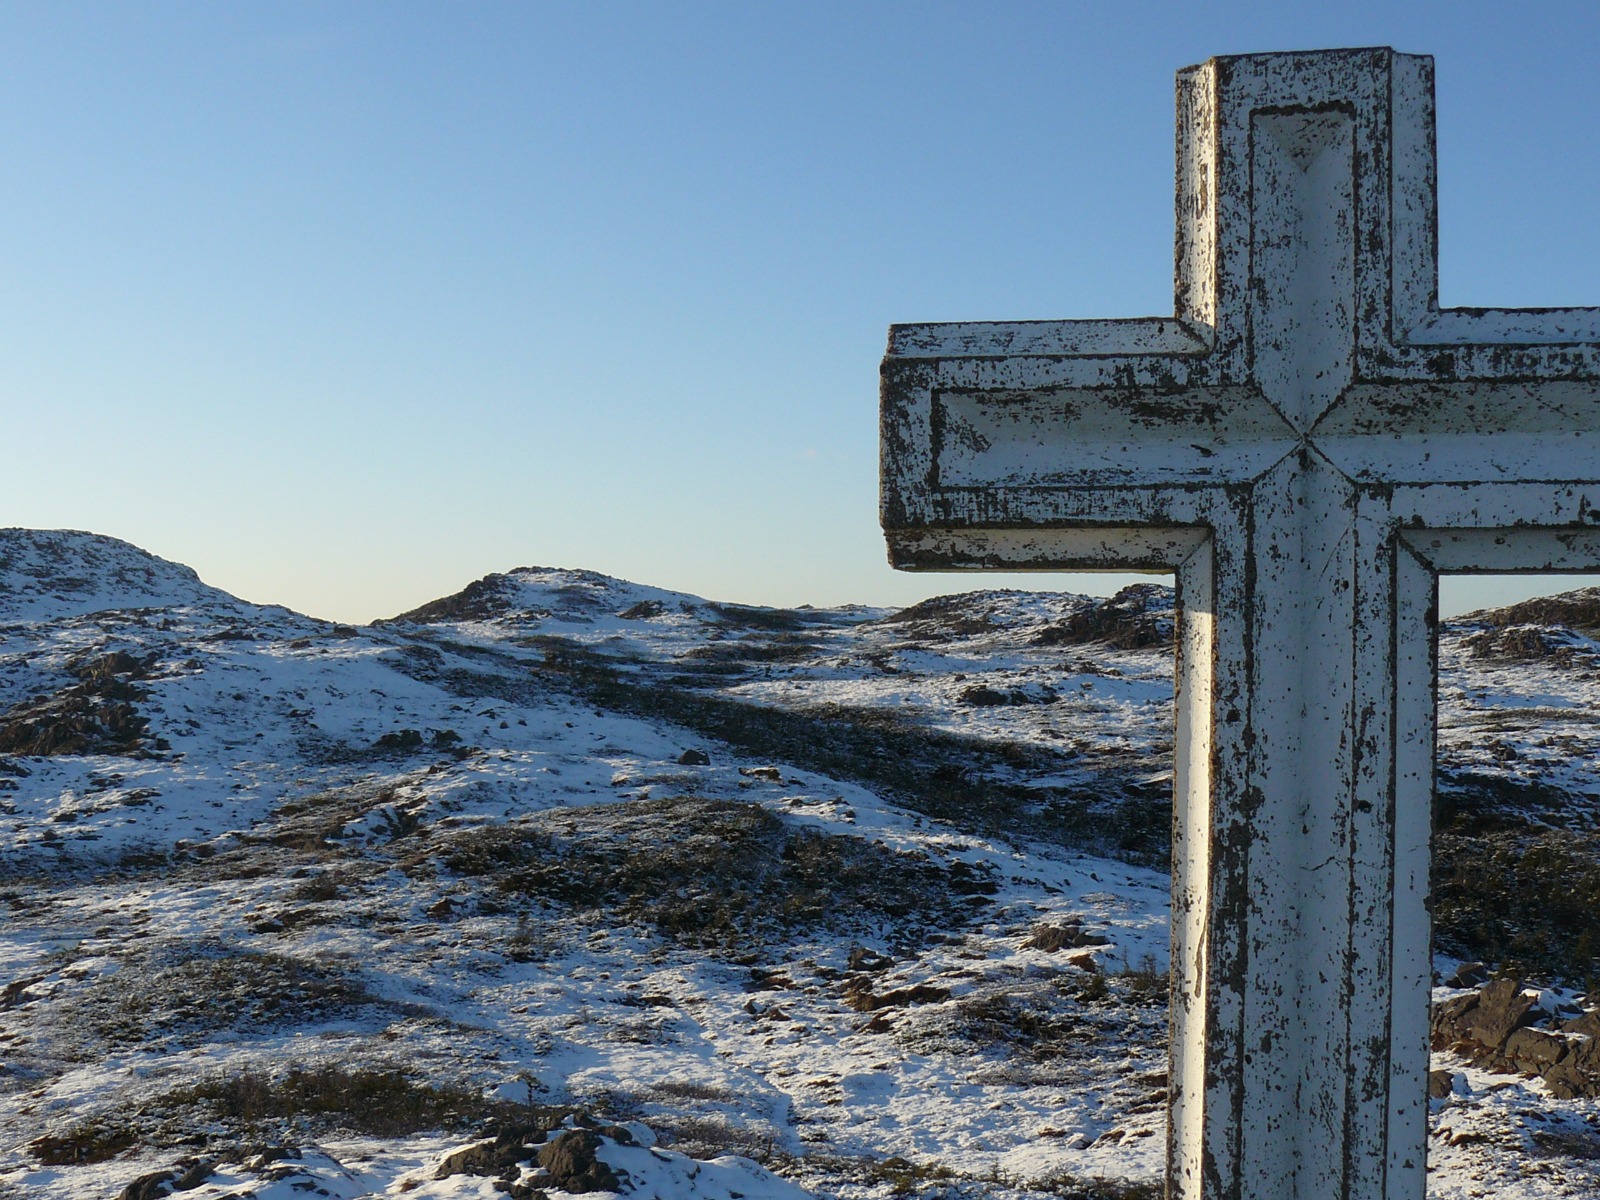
[435,1122,556,1180]
[0,651,159,757]
[1024,922,1111,952]
[1460,978,1536,1049]
[536,1129,626,1193]
[1459,625,1596,665]
[115,1158,213,1199]
[619,600,666,620]
[118,1170,181,1200]
[1563,1009,1600,1039]
[875,592,1001,637]
[1433,979,1600,1099]
[1433,991,1480,1033]
[1469,587,1600,635]
[1031,584,1174,651]
[676,749,710,766]
[386,573,519,623]
[957,683,1058,707]
[1504,1026,1569,1071]
[426,897,456,920]
[1427,1069,1457,1100]
[847,945,895,972]
[842,977,951,1012]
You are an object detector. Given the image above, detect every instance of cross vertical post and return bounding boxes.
[880,48,1600,1200]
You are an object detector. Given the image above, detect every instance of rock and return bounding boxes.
[1430,991,1480,1049]
[738,766,782,782]
[436,1121,563,1180]
[847,945,895,972]
[0,973,47,1010]
[956,683,1058,707]
[841,978,951,1012]
[118,1171,179,1200]
[1541,1059,1599,1101]
[676,749,710,766]
[1460,978,1535,1050]
[1504,1027,1568,1071]
[1030,584,1174,650]
[170,1159,213,1190]
[116,1160,212,1199]
[1024,922,1111,952]
[1427,1069,1456,1100]
[1446,962,1489,988]
[1562,1009,1600,1039]
[1430,979,1600,1099]
[536,1129,625,1194]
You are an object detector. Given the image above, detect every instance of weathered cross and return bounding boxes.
[880,49,1600,1200]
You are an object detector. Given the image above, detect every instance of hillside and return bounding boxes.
[0,531,1597,1199]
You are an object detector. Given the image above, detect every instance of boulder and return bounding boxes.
[1024,922,1110,952]
[537,1129,626,1194]
[1503,1027,1568,1072]
[436,1120,566,1180]
[1460,978,1535,1050]
[116,1159,212,1200]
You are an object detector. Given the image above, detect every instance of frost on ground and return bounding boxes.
[0,529,1597,1198]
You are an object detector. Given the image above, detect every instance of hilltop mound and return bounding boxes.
[383,566,709,625]
[0,529,240,623]
[1463,587,1600,635]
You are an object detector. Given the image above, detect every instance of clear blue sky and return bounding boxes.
[5,2,1598,622]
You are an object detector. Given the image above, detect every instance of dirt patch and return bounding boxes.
[680,635,820,664]
[32,1065,547,1169]
[57,942,379,1051]
[1435,771,1581,835]
[418,796,987,951]
[168,1063,503,1136]
[1433,828,1600,987]
[893,973,1164,1065]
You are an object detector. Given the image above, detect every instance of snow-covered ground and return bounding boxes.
[1,530,1597,1198]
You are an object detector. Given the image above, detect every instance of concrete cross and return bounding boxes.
[880,48,1600,1200]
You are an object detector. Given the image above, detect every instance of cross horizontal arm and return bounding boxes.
[887,317,1209,359]
[881,321,1300,567]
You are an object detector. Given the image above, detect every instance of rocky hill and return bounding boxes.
[0,530,1596,1200]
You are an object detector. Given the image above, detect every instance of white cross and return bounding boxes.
[880,48,1600,1200]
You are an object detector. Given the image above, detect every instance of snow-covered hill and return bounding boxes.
[0,530,244,623]
[0,532,1596,1200]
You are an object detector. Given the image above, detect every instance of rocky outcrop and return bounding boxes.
[0,650,159,756]
[1024,920,1111,952]
[434,1114,634,1198]
[1431,978,1600,1099]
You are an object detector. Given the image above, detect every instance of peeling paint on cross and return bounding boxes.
[879,48,1600,1200]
